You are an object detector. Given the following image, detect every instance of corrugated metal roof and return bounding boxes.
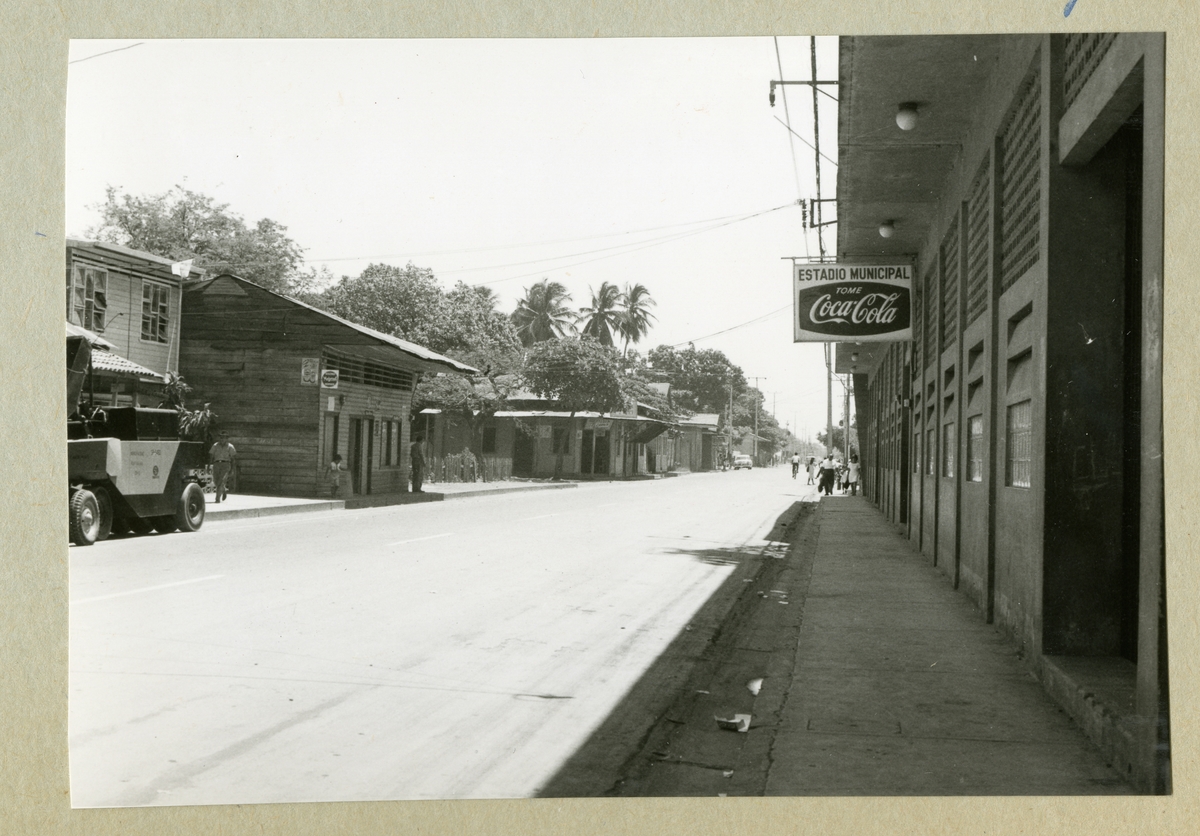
[188,274,478,376]
[90,349,165,381]
[678,413,721,427]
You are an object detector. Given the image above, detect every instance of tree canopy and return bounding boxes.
[510,279,575,346]
[88,185,312,294]
[647,344,746,414]
[577,281,624,347]
[521,337,626,415]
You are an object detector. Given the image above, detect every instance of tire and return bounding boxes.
[92,486,114,542]
[69,489,100,546]
[151,515,179,534]
[175,482,206,532]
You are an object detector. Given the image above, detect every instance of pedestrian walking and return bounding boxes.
[834,457,844,492]
[806,456,817,485]
[846,453,860,496]
[410,436,426,493]
[817,454,837,496]
[327,453,346,498]
[791,452,801,479]
[208,432,236,503]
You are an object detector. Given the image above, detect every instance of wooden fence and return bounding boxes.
[429,453,512,484]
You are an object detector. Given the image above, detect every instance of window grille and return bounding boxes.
[922,265,937,366]
[926,427,936,476]
[1006,399,1033,488]
[999,65,1042,291]
[966,157,991,325]
[141,282,170,344]
[968,415,984,482]
[67,264,109,332]
[1064,33,1117,112]
[941,217,960,348]
[322,349,414,392]
[942,422,956,478]
[911,287,923,375]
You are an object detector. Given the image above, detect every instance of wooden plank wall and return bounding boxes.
[180,278,423,497]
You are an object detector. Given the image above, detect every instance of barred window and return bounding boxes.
[141,281,170,344]
[68,264,109,331]
[1006,400,1032,488]
[942,422,956,479]
[914,429,922,474]
[926,427,936,476]
[968,415,984,482]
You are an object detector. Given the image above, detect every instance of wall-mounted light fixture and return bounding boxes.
[895,102,919,131]
[851,352,859,363]
[879,220,895,238]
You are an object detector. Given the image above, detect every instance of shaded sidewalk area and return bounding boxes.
[581,496,1133,797]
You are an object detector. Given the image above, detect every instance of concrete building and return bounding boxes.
[833,34,1167,792]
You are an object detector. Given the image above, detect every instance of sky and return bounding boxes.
[66,37,850,446]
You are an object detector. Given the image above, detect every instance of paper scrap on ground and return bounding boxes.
[714,713,752,733]
[746,678,763,696]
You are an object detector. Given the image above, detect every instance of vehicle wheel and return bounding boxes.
[92,486,114,542]
[151,515,179,534]
[175,482,206,532]
[69,489,100,546]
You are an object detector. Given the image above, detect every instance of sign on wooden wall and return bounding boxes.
[301,358,319,385]
[321,369,340,389]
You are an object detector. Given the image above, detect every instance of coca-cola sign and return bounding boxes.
[793,263,912,342]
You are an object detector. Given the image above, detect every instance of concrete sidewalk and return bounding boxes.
[615,496,1133,796]
[203,479,578,521]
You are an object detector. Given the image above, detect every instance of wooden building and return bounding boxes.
[65,239,203,405]
[835,34,1167,791]
[179,274,475,497]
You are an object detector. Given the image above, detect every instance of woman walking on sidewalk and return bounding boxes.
[846,454,860,496]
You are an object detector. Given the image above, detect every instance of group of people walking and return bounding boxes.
[789,451,859,496]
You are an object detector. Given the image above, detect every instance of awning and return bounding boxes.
[89,349,165,381]
[66,321,116,350]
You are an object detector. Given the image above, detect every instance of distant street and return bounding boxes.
[70,467,814,806]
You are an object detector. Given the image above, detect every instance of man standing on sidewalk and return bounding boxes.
[410,435,426,493]
[208,432,236,503]
[817,454,837,496]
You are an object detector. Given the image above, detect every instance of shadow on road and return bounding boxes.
[535,500,812,797]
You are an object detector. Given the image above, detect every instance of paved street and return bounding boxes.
[70,467,810,806]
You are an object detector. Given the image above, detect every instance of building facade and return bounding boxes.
[65,240,203,405]
[834,34,1167,791]
[179,275,475,497]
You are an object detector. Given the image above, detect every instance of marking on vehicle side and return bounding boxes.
[74,575,225,604]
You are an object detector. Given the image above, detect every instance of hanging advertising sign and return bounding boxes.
[793,263,912,342]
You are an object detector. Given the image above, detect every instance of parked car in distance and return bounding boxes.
[732,453,753,470]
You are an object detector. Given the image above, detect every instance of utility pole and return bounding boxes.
[747,376,766,464]
[727,377,734,470]
[825,343,834,457]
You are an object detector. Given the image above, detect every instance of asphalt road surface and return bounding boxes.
[70,467,814,806]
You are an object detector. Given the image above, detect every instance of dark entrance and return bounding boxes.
[512,425,534,477]
[349,417,374,495]
[592,432,610,475]
[580,429,595,474]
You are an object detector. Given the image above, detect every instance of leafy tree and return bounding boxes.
[317,263,446,347]
[816,421,858,458]
[522,337,626,478]
[88,185,307,293]
[511,279,575,346]
[647,344,746,415]
[617,282,657,354]
[577,281,624,347]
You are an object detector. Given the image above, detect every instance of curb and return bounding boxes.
[439,482,579,500]
[205,500,345,522]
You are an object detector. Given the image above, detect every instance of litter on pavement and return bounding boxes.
[746,678,763,696]
[714,713,752,733]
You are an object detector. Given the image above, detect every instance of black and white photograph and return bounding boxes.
[59,32,1167,808]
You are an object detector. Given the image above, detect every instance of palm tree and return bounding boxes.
[618,282,657,354]
[577,281,624,347]
[510,279,574,346]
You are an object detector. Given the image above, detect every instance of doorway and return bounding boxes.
[512,425,534,477]
[349,417,374,495]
